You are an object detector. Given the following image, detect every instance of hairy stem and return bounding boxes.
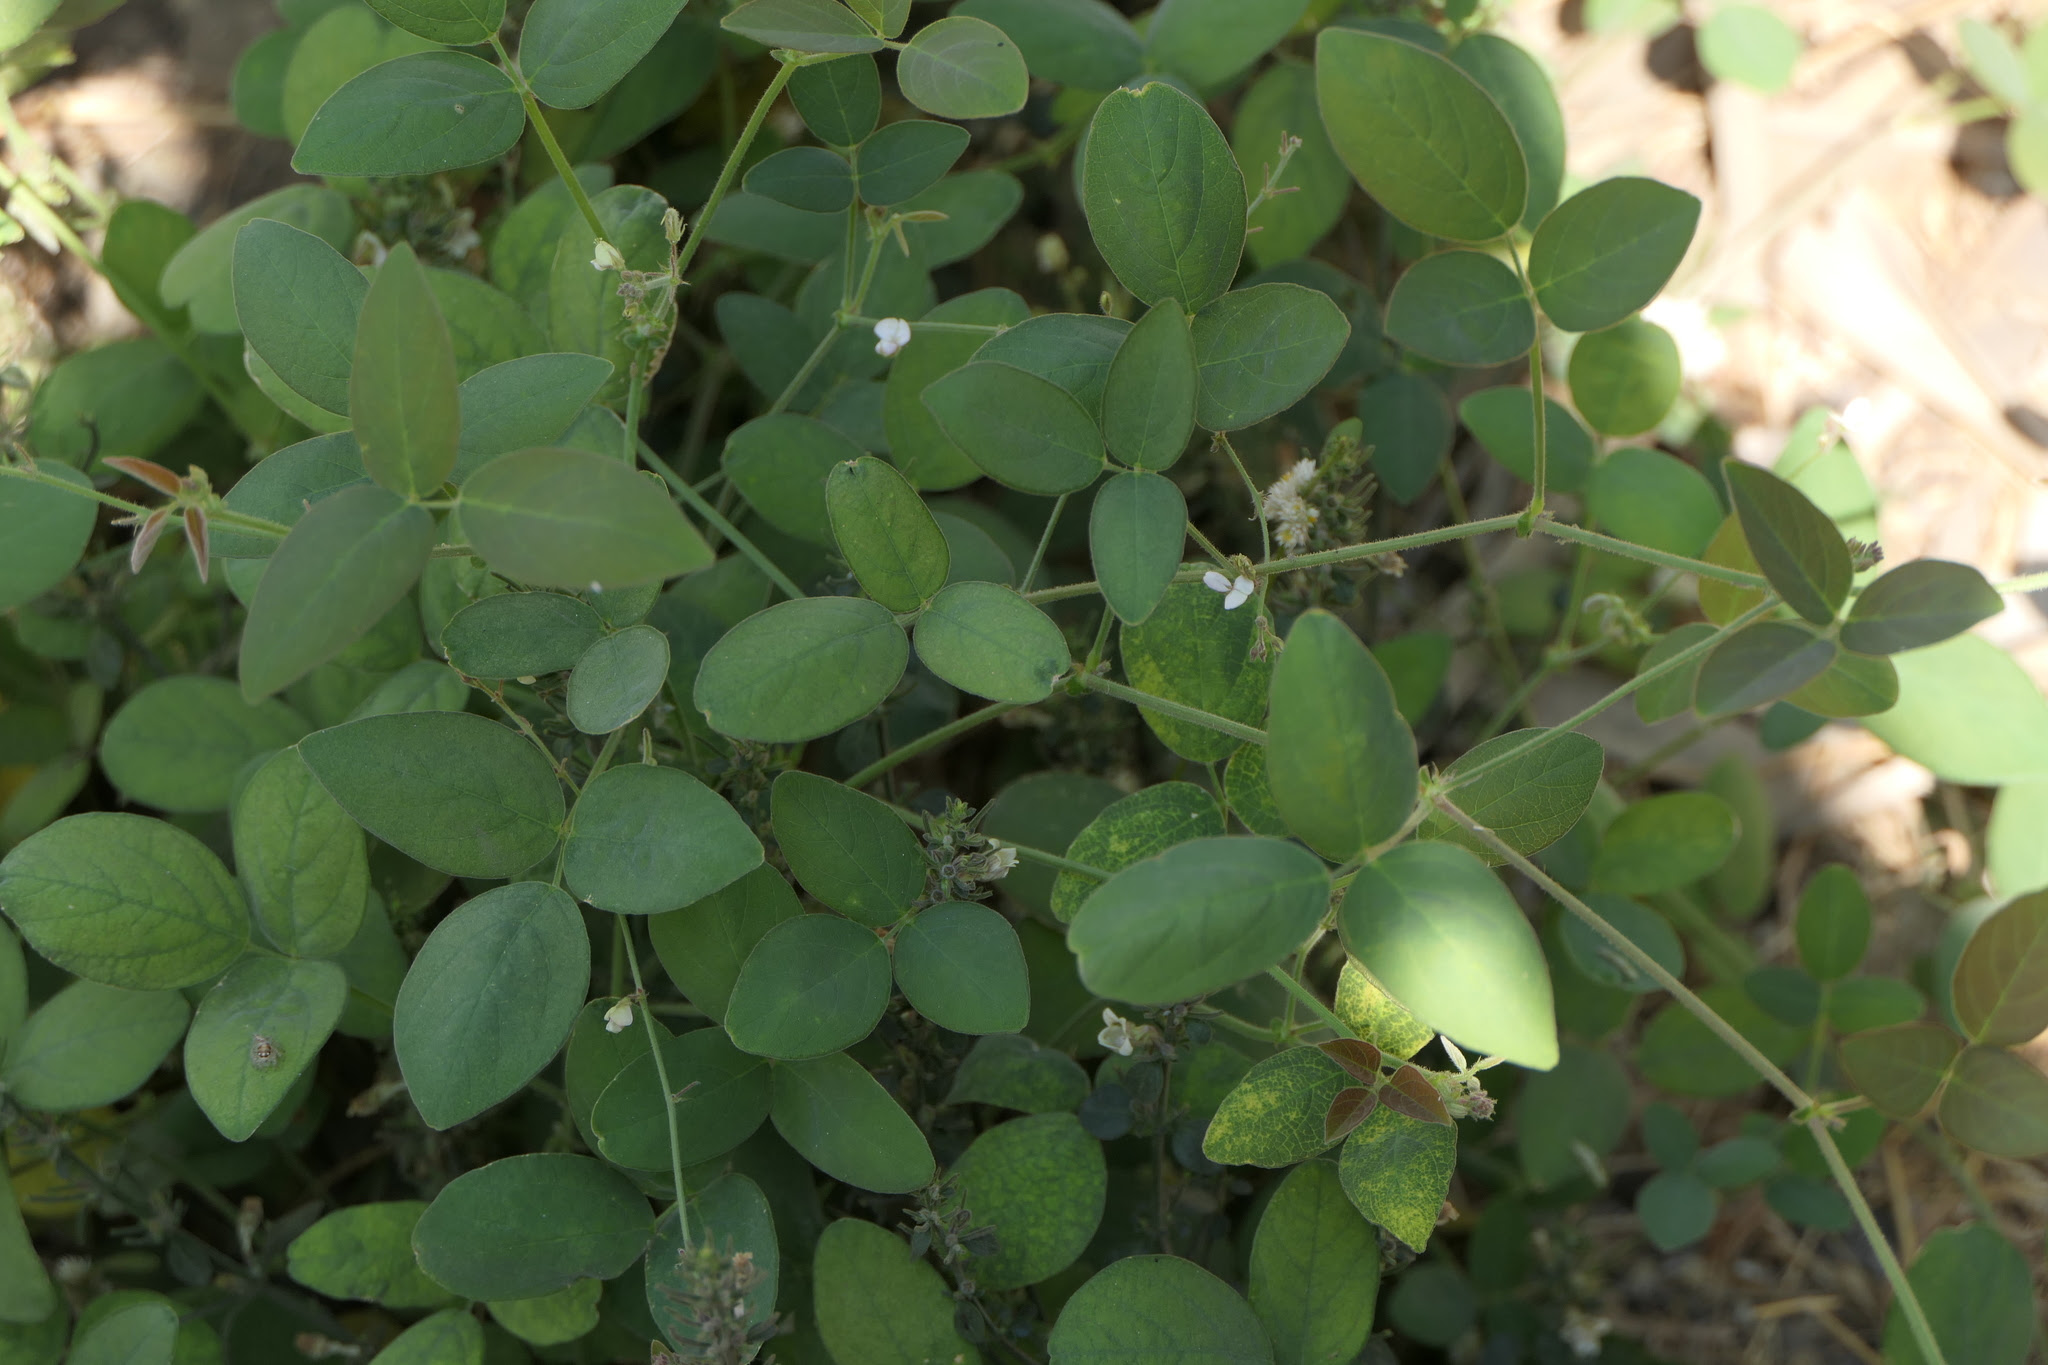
[675,63,795,283]
[1261,965,1352,1039]
[1076,673,1268,746]
[619,918,691,1247]
[843,701,1019,791]
[638,444,806,601]
[492,37,607,241]
[1504,240,1546,531]
[1536,519,1769,589]
[1022,493,1067,594]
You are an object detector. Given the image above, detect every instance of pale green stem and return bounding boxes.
[1536,519,1770,590]
[1504,240,1546,531]
[1021,494,1067,594]
[1262,965,1352,1039]
[842,314,1010,335]
[1431,793,1948,1365]
[491,36,606,241]
[843,701,1019,791]
[1215,433,1272,564]
[676,61,796,284]
[638,444,806,601]
[621,369,645,466]
[1076,673,1268,747]
[618,919,690,1247]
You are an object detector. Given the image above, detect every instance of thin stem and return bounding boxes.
[1215,434,1272,564]
[842,314,1010,336]
[843,701,1019,790]
[1185,522,1234,571]
[1445,597,1777,792]
[0,461,147,517]
[676,61,796,284]
[1083,605,1116,674]
[1440,461,1525,692]
[638,444,806,600]
[1994,569,2048,595]
[1504,241,1546,529]
[1610,717,1726,787]
[1262,965,1351,1038]
[769,327,839,416]
[1536,519,1770,589]
[1021,494,1067,593]
[1076,673,1268,747]
[1430,793,1949,1365]
[619,918,690,1247]
[983,116,1085,175]
[1001,840,1109,881]
[491,36,606,241]
[621,368,645,465]
[1243,134,1304,220]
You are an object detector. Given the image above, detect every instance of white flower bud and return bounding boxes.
[591,239,627,272]
[873,316,913,357]
[603,998,635,1034]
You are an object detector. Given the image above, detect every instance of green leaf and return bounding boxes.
[231,748,367,957]
[590,1026,771,1167]
[294,52,526,177]
[162,184,351,334]
[564,764,760,915]
[1696,3,1801,94]
[1338,842,1557,1068]
[1203,1046,1348,1167]
[1051,782,1224,923]
[1587,445,1723,559]
[1558,893,1684,993]
[897,15,1027,119]
[826,456,948,612]
[974,311,1128,415]
[1840,1021,1958,1117]
[1938,1044,2048,1158]
[1267,609,1416,862]
[914,580,1069,704]
[366,0,503,44]
[1315,27,1526,242]
[1864,634,2048,785]
[1233,61,1350,268]
[768,1052,934,1193]
[375,1309,484,1363]
[232,218,365,418]
[1840,559,2001,655]
[1694,621,1837,717]
[0,926,23,1050]
[98,676,307,815]
[1144,0,1307,91]
[27,336,203,465]
[693,596,909,743]
[287,1202,451,1308]
[351,242,459,500]
[1246,1160,1378,1364]
[1637,985,1806,1098]
[1795,864,1869,981]
[1419,729,1602,864]
[518,0,686,109]
[1828,976,1925,1034]
[563,625,667,734]
[452,353,614,483]
[1951,892,2048,1045]
[771,771,925,926]
[1121,576,1272,762]
[238,486,435,702]
[184,956,345,1141]
[813,1219,977,1364]
[721,414,855,547]
[1335,960,1435,1058]
[944,1033,1089,1112]
[1447,33,1564,228]
[1635,1170,1715,1252]
[2009,109,2048,196]
[647,1176,778,1348]
[1191,283,1350,431]
[299,711,566,878]
[1528,177,1701,333]
[1101,302,1198,471]
[1356,372,1453,504]
[66,1299,178,1365]
[1081,83,1246,312]
[546,185,671,403]
[790,52,879,145]
[954,0,1138,90]
[1567,318,1681,436]
[1070,836,1329,1006]
[1337,1105,1455,1253]
[894,901,1029,1034]
[1631,622,1716,723]
[1784,645,1898,719]
[0,979,189,1112]
[211,434,367,558]
[921,362,1105,495]
[882,287,1030,490]
[1723,462,1852,626]
[393,882,587,1129]
[413,1154,652,1301]
[1590,791,1736,895]
[744,145,853,215]
[0,812,247,990]
[720,0,882,53]
[945,1113,1104,1290]
[1222,741,1287,837]
[724,914,892,1060]
[1384,250,1534,367]
[1886,1224,2034,1365]
[647,867,798,1025]
[1458,389,1596,497]
[0,463,95,613]
[1047,1255,1272,1363]
[460,448,711,590]
[1516,1042,1631,1187]
[441,591,604,679]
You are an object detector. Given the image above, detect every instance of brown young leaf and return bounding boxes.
[1381,1064,1452,1126]
[1324,1084,1379,1141]
[103,456,182,495]
[1317,1036,1384,1084]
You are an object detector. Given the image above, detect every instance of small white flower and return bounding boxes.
[1560,1307,1612,1359]
[1098,1008,1138,1057]
[873,317,913,357]
[985,844,1019,878]
[591,239,626,272]
[1202,570,1257,610]
[603,998,635,1034]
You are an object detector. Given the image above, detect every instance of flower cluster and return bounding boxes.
[1263,456,1323,553]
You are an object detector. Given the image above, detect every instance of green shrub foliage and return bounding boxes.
[0,1,2035,1362]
